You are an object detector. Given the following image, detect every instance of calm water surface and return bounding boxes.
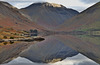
[2,35,100,65]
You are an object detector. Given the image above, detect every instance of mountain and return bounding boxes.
[57,2,100,31]
[0,1,43,30]
[20,2,79,30]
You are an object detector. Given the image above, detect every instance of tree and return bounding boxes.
[3,42,7,45]
[3,36,7,39]
[10,37,14,39]
[10,41,14,44]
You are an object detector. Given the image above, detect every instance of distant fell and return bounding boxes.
[20,2,79,30]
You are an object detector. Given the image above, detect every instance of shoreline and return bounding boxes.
[0,36,45,43]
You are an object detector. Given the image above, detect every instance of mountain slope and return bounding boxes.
[20,2,79,30]
[0,1,43,30]
[57,2,100,31]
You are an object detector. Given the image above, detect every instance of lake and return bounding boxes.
[1,34,100,65]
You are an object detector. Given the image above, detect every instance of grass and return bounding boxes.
[0,28,29,46]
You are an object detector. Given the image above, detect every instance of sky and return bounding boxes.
[0,0,100,12]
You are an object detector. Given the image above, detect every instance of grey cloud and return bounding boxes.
[80,0,100,4]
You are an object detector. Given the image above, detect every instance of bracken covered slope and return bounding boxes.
[0,1,44,30]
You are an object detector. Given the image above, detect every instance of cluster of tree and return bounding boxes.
[29,29,38,36]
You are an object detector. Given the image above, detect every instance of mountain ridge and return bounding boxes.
[20,2,79,30]
[0,1,45,31]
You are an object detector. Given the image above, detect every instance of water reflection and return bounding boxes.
[0,33,100,64]
[55,34,100,64]
[19,35,78,63]
[2,54,99,65]
[18,34,100,64]
[0,41,15,46]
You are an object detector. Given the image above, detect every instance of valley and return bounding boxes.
[0,1,100,65]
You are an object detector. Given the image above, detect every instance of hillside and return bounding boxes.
[0,1,43,30]
[20,2,79,30]
[57,2,100,31]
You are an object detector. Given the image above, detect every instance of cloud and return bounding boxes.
[12,2,33,9]
[0,0,98,12]
[80,0,100,4]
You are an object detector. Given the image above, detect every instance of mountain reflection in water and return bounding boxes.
[1,34,100,65]
[20,34,100,64]
[3,54,99,65]
[19,35,78,63]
